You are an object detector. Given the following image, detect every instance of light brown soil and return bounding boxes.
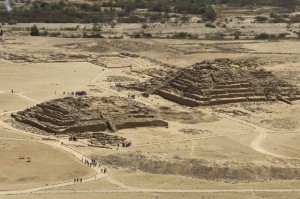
[0,139,94,191]
[0,24,300,198]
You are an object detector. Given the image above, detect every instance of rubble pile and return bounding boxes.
[89,133,130,147]
[179,128,212,135]
[106,76,137,82]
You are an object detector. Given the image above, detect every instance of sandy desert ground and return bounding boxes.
[0,22,300,199]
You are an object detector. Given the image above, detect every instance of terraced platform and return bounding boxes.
[12,96,168,134]
[122,59,300,106]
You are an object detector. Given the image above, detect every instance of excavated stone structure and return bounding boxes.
[90,133,128,146]
[12,96,168,134]
[121,59,300,106]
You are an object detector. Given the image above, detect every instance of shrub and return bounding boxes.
[290,15,300,23]
[269,17,286,23]
[205,32,224,40]
[30,25,39,36]
[202,6,217,22]
[149,13,163,23]
[110,21,117,28]
[233,31,241,40]
[173,32,188,38]
[8,19,17,25]
[205,23,216,28]
[40,30,48,36]
[172,32,198,39]
[141,23,148,29]
[48,32,61,37]
[108,35,123,39]
[254,33,276,40]
[82,33,104,38]
[131,33,141,38]
[142,33,152,38]
[255,16,268,23]
[278,33,289,38]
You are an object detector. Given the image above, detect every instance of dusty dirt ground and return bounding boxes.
[0,139,94,191]
[0,30,300,198]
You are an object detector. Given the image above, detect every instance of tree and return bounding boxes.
[30,25,40,36]
[255,16,268,23]
[275,0,298,10]
[202,5,217,22]
[150,0,170,13]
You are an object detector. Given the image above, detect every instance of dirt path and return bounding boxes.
[214,112,300,160]
[0,88,299,195]
[35,188,300,194]
[14,92,40,104]
[93,72,300,160]
[0,111,298,195]
[89,70,300,160]
[0,90,40,104]
[250,129,300,160]
[0,112,109,195]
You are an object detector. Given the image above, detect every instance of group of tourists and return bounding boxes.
[69,135,77,141]
[118,141,132,148]
[54,91,87,96]
[101,167,107,174]
[82,158,101,168]
[81,157,108,174]
[74,178,82,183]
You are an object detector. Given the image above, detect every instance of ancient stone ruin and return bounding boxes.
[89,133,131,147]
[120,59,300,106]
[12,96,168,134]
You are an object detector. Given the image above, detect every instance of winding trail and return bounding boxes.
[0,107,109,195]
[249,130,286,159]
[0,125,109,196]
[14,92,40,104]
[0,89,299,195]
[89,69,300,160]
[35,188,300,194]
[215,112,300,160]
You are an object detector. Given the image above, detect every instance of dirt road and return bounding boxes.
[0,90,299,195]
[0,112,109,195]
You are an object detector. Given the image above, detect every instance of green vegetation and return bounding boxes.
[205,23,216,28]
[172,32,199,39]
[131,32,153,38]
[30,25,39,36]
[0,0,299,23]
[0,1,112,23]
[254,33,276,40]
[255,16,269,23]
